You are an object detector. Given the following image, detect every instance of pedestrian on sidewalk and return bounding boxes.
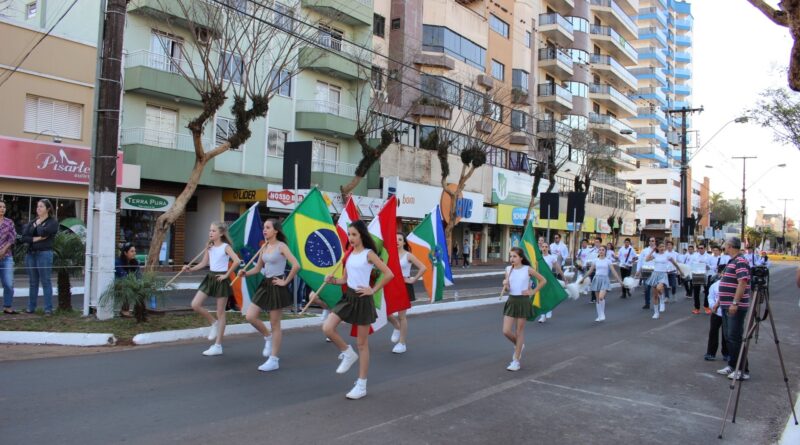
[640,242,681,319]
[637,237,657,309]
[20,199,58,315]
[239,219,300,372]
[617,238,637,299]
[185,222,242,357]
[387,232,426,354]
[704,265,729,362]
[585,246,622,322]
[536,242,562,323]
[462,240,471,268]
[501,247,546,372]
[0,200,17,314]
[716,237,752,381]
[114,242,140,317]
[320,220,394,400]
[451,243,459,267]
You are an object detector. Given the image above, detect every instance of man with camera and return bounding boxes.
[715,237,752,381]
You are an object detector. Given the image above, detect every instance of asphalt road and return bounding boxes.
[2,265,798,445]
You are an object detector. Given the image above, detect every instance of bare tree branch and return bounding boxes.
[747,0,790,26]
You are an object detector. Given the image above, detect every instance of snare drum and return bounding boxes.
[691,263,707,286]
[641,265,654,280]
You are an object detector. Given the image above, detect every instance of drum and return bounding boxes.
[641,265,654,280]
[691,263,707,286]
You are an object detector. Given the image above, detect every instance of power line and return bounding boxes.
[0,0,79,90]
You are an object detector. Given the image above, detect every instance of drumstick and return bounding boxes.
[229,243,267,286]
[165,245,209,287]
[300,260,345,315]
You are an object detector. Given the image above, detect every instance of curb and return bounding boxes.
[778,393,800,445]
[0,331,116,346]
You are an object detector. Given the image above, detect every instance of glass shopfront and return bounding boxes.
[119,209,173,264]
[0,193,81,231]
[488,225,503,260]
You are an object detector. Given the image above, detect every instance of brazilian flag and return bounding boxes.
[520,219,568,319]
[283,188,344,308]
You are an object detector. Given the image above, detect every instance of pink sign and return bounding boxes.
[0,136,123,185]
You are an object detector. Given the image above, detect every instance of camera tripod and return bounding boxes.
[718,280,798,438]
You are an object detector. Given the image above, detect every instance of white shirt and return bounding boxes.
[707,280,722,316]
[593,257,614,278]
[617,246,637,268]
[542,253,559,271]
[706,254,726,274]
[550,241,569,264]
[208,243,230,272]
[637,246,655,272]
[506,265,532,295]
[651,252,671,273]
[399,252,412,278]
[665,249,678,272]
[583,246,599,266]
[346,249,373,289]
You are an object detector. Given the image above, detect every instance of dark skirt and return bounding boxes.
[332,287,377,326]
[251,277,293,311]
[406,283,416,302]
[503,295,532,319]
[198,272,232,298]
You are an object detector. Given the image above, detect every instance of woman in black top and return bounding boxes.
[115,243,140,317]
[20,199,59,315]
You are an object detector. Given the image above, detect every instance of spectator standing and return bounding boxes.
[716,238,752,381]
[20,199,59,315]
[0,200,17,314]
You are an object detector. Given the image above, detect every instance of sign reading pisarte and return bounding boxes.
[492,167,550,207]
[121,192,175,211]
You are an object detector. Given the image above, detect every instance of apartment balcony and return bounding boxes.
[589,83,637,117]
[590,25,638,65]
[128,0,216,32]
[123,50,203,106]
[614,0,639,15]
[298,34,371,81]
[536,119,571,139]
[310,158,362,193]
[537,83,573,113]
[674,1,691,15]
[634,126,667,145]
[674,84,691,96]
[120,127,211,152]
[295,100,358,139]
[629,66,666,86]
[674,67,691,79]
[673,115,692,128]
[637,6,667,27]
[635,86,667,107]
[590,54,637,90]
[589,0,638,40]
[676,34,692,47]
[676,17,693,31]
[638,26,667,47]
[636,46,666,67]
[539,13,574,47]
[593,171,634,190]
[675,51,691,64]
[543,0,576,16]
[588,112,637,144]
[635,106,668,126]
[301,0,372,27]
[611,149,639,171]
[539,48,574,79]
[628,145,667,165]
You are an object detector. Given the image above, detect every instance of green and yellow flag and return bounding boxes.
[283,188,344,308]
[520,220,567,319]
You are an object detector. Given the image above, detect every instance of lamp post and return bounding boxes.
[779,198,794,253]
[667,106,704,244]
[730,159,787,244]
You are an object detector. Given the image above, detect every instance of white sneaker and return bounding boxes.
[538,315,546,323]
[392,343,407,354]
[727,370,750,381]
[545,311,553,319]
[207,321,218,341]
[258,356,279,372]
[659,301,666,313]
[717,365,734,375]
[652,311,660,319]
[346,379,367,400]
[336,345,358,374]
[202,344,223,356]
[390,329,400,343]
[506,360,521,371]
[325,337,332,342]
[262,336,272,358]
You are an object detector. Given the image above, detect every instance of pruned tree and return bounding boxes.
[524,118,572,227]
[145,0,310,269]
[747,0,800,91]
[747,87,800,150]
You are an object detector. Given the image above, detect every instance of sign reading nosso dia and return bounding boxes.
[121,192,174,211]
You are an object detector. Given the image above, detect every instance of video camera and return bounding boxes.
[751,265,769,286]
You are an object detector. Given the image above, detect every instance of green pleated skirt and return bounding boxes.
[503,295,532,319]
[333,287,377,326]
[251,277,293,311]
[198,272,232,298]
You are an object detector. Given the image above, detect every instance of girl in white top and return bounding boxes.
[184,222,241,356]
[387,233,426,354]
[537,243,563,323]
[501,247,547,372]
[238,219,300,372]
[586,246,623,322]
[640,242,681,319]
[321,220,394,400]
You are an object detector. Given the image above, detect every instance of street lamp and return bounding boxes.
[730,159,787,244]
[33,129,62,143]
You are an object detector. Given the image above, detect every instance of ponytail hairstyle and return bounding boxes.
[397,232,409,251]
[510,246,531,266]
[211,221,233,246]
[38,198,55,218]
[350,220,377,253]
[265,218,288,244]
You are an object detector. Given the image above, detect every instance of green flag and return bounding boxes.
[520,220,568,319]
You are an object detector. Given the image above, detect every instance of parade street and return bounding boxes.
[1,265,798,445]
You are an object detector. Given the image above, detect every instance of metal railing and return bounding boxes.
[589,24,637,61]
[539,47,573,67]
[311,158,357,176]
[589,0,637,33]
[592,171,629,189]
[629,66,667,84]
[315,32,371,62]
[636,46,667,65]
[124,50,206,79]
[539,12,573,33]
[589,84,636,111]
[590,54,637,86]
[638,26,667,44]
[296,99,358,120]
[538,83,573,102]
[588,112,636,136]
[120,127,211,151]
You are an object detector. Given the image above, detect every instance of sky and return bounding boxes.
[690,0,800,227]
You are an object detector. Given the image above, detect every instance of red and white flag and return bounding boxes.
[336,196,360,250]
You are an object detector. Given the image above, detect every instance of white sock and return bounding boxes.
[264,335,271,340]
[321,309,330,320]
[595,302,602,319]
[357,378,367,386]
[600,300,606,318]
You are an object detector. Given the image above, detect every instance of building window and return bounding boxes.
[274,2,294,32]
[462,88,484,114]
[270,69,292,97]
[646,219,666,226]
[144,105,178,148]
[491,59,504,81]
[422,25,486,70]
[671,200,681,207]
[564,81,588,98]
[26,2,37,19]
[489,14,509,38]
[646,198,666,204]
[371,66,384,91]
[215,116,241,151]
[509,151,529,172]
[315,81,342,115]
[512,69,528,93]
[646,178,668,184]
[487,146,508,168]
[487,101,502,122]
[391,18,401,30]
[268,128,288,157]
[312,139,339,173]
[219,51,243,83]
[318,24,344,51]
[24,95,83,140]
[373,14,385,37]
[673,180,681,188]
[511,110,528,132]
[524,30,531,48]
[421,74,460,105]
[150,31,184,73]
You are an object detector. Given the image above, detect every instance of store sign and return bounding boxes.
[497,204,536,227]
[222,189,267,203]
[483,207,497,224]
[121,192,174,211]
[491,168,550,207]
[622,219,637,236]
[266,184,383,217]
[0,136,122,185]
[383,177,484,222]
[597,218,612,234]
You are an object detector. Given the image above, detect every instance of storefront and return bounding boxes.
[119,191,175,264]
[266,184,383,218]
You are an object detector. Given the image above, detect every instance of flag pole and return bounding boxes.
[165,244,209,287]
[229,243,266,286]
[299,257,345,315]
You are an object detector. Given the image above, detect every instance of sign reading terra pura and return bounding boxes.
[120,192,174,211]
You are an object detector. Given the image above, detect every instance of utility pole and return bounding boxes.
[732,156,757,245]
[84,0,128,319]
[779,198,794,253]
[667,106,703,245]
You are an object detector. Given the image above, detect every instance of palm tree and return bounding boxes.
[52,232,85,311]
